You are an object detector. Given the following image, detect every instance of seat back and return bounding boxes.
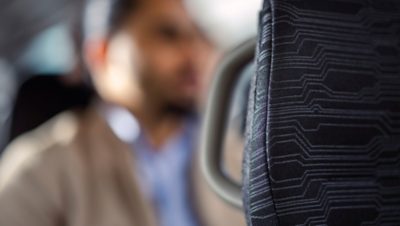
[243,0,400,225]
[8,75,93,143]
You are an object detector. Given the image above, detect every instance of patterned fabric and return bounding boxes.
[243,0,400,225]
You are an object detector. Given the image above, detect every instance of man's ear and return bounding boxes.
[83,39,109,76]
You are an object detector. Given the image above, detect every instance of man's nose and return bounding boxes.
[181,39,198,61]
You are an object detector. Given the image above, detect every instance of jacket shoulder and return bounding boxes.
[0,111,81,187]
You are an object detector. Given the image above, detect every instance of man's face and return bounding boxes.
[99,0,216,112]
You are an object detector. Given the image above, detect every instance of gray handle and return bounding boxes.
[200,39,256,209]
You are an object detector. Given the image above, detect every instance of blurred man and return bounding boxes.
[0,0,246,226]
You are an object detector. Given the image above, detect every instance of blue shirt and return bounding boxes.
[102,105,199,226]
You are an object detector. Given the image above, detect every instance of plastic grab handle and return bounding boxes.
[200,39,256,209]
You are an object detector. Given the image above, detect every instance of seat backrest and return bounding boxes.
[243,0,400,225]
[7,75,93,144]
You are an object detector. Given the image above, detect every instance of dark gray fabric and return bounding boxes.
[243,2,278,226]
[243,0,400,225]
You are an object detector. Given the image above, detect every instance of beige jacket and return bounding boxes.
[0,106,245,226]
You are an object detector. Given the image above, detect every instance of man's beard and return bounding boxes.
[139,66,200,117]
[162,99,197,118]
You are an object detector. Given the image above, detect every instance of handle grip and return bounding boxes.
[200,39,256,209]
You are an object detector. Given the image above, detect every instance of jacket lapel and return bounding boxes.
[84,106,158,226]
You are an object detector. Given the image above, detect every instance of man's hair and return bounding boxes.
[83,0,140,40]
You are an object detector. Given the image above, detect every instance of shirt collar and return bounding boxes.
[99,102,141,144]
[99,102,199,147]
